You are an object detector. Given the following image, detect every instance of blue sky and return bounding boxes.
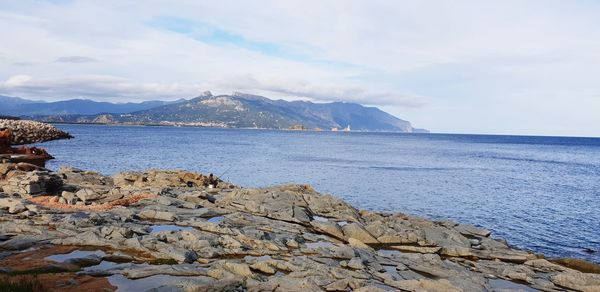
[0,0,599,136]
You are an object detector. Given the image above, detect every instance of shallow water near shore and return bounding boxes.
[40,124,600,263]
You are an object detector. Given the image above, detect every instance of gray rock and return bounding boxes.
[550,271,600,291]
[342,223,378,244]
[310,220,345,239]
[138,209,177,221]
[348,257,366,270]
[455,224,491,238]
[75,188,103,202]
[0,198,27,214]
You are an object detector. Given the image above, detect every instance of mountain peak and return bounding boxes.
[231,92,271,102]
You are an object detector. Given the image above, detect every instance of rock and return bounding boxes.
[0,198,26,213]
[182,202,199,209]
[347,257,365,270]
[551,271,600,291]
[342,223,378,244]
[138,209,177,221]
[25,204,38,212]
[0,170,63,196]
[487,250,531,263]
[157,196,172,206]
[0,235,43,250]
[524,259,567,272]
[324,279,349,291]
[65,254,103,266]
[250,262,276,274]
[389,245,441,254]
[221,262,253,278]
[551,258,600,274]
[441,246,474,257]
[286,239,300,248]
[75,188,103,202]
[348,238,371,250]
[455,224,491,237]
[424,227,471,249]
[387,279,462,292]
[310,221,345,239]
[61,191,77,200]
[354,286,386,292]
[292,206,312,223]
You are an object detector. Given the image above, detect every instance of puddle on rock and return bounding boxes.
[305,241,336,249]
[46,250,106,263]
[149,225,193,233]
[207,216,224,223]
[378,249,402,257]
[108,274,208,291]
[488,279,538,292]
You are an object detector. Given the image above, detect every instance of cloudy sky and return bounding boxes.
[1,1,599,136]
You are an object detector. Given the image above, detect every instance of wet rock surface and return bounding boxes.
[1,165,599,291]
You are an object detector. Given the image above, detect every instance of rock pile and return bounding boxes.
[1,165,599,291]
[0,119,73,145]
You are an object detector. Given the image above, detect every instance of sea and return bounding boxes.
[38,124,600,263]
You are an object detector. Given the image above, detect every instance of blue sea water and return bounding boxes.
[40,124,600,263]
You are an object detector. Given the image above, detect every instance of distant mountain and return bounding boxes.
[0,95,182,116]
[0,95,37,108]
[24,92,426,132]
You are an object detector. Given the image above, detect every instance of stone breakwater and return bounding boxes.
[1,165,600,291]
[0,119,73,145]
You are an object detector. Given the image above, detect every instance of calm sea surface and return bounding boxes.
[40,124,600,263]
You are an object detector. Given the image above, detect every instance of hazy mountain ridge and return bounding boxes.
[1,93,427,132]
[0,96,180,115]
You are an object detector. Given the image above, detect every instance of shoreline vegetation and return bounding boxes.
[1,165,600,291]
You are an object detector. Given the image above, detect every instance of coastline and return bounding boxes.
[42,121,430,134]
[1,164,599,291]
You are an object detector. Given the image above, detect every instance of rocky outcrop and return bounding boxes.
[0,163,62,196]
[0,119,72,145]
[0,164,598,291]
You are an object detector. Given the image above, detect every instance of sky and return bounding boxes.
[1,1,599,137]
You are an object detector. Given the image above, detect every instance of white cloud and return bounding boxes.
[213,74,427,107]
[3,75,32,87]
[0,74,428,107]
[55,56,97,63]
[0,75,202,101]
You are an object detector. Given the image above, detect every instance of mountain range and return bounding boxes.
[0,92,427,132]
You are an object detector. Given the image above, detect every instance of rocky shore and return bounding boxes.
[1,164,600,291]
